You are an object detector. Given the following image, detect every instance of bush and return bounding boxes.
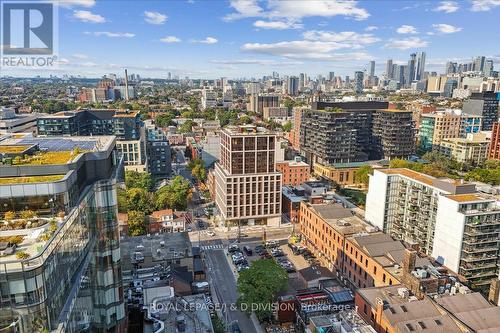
[19,210,35,219]
[4,211,15,221]
[15,251,30,260]
[7,236,24,245]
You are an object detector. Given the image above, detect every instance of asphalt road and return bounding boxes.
[205,248,257,333]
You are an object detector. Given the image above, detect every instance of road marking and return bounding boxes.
[201,244,224,250]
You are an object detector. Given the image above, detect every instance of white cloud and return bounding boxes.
[224,0,369,21]
[432,23,462,34]
[384,37,428,50]
[365,25,378,31]
[72,53,89,59]
[160,36,181,43]
[267,0,370,21]
[55,0,95,8]
[88,31,135,38]
[253,20,302,30]
[396,25,417,34]
[210,59,303,66]
[73,10,105,23]
[434,1,459,13]
[192,37,218,44]
[224,0,263,21]
[470,0,500,11]
[241,40,371,61]
[302,30,380,45]
[144,11,168,25]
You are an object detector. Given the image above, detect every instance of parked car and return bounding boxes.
[243,246,253,256]
[254,245,265,255]
[186,227,192,232]
[271,248,285,257]
[265,240,279,248]
[228,244,240,253]
[207,231,215,237]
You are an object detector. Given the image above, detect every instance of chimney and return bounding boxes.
[403,249,417,275]
[124,69,129,101]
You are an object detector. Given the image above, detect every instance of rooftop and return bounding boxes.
[223,125,273,136]
[377,168,473,193]
[305,203,376,236]
[445,193,492,203]
[276,160,309,167]
[0,175,65,185]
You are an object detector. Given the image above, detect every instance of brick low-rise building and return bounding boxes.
[276,158,310,186]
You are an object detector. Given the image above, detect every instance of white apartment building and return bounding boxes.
[365,168,500,292]
[433,193,500,291]
[214,125,282,227]
[438,132,491,165]
[201,89,217,109]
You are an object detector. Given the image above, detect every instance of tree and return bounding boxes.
[192,164,207,183]
[237,259,288,321]
[125,171,154,191]
[188,159,207,183]
[282,121,292,132]
[127,188,155,214]
[155,176,191,210]
[128,211,146,236]
[155,113,174,127]
[179,120,194,133]
[117,188,128,213]
[354,165,373,186]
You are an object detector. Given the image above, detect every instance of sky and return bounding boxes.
[2,0,500,79]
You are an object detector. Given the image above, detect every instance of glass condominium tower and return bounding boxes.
[0,134,125,333]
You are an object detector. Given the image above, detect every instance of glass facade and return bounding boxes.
[0,150,125,332]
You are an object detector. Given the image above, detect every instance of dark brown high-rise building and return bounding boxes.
[215,125,282,226]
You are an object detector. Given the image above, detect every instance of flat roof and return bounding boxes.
[306,203,373,236]
[222,125,273,136]
[377,168,466,190]
[276,160,309,167]
[445,193,492,203]
[378,168,437,187]
[0,134,113,152]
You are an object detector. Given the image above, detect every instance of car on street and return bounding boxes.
[186,227,192,232]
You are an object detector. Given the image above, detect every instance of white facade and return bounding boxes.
[201,90,217,109]
[366,168,500,291]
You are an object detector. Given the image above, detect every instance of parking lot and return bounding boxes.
[224,240,320,292]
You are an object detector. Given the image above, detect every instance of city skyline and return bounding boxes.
[2,0,500,78]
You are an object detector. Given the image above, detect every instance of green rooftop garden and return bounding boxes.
[0,175,65,185]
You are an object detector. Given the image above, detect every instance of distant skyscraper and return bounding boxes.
[369,61,375,78]
[484,60,494,77]
[406,53,416,87]
[445,61,457,75]
[415,52,426,81]
[328,71,335,81]
[386,59,393,79]
[287,76,299,96]
[473,56,486,72]
[354,71,364,93]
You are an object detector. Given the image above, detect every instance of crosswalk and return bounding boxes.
[200,244,224,251]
